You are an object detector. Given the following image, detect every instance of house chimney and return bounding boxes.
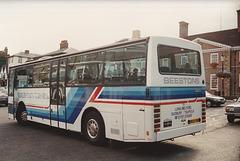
[25,50,29,54]
[132,30,141,39]
[60,40,68,49]
[179,21,189,38]
[237,10,240,33]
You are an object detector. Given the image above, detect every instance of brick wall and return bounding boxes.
[201,43,232,96]
[230,50,240,96]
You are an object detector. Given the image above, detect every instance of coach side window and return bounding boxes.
[16,67,28,87]
[27,66,34,87]
[9,70,14,95]
[15,66,34,88]
[103,44,147,85]
[67,52,103,86]
[158,45,201,75]
[33,62,50,87]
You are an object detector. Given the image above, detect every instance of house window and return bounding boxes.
[210,74,218,90]
[18,57,22,63]
[181,56,188,65]
[210,53,218,63]
[162,58,169,67]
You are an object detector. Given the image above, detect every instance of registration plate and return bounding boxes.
[188,118,201,124]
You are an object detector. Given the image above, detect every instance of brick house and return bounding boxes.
[179,10,240,98]
[42,40,79,57]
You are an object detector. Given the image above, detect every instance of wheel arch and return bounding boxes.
[17,101,26,113]
[81,107,105,133]
[16,101,28,125]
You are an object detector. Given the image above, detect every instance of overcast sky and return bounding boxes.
[0,0,239,55]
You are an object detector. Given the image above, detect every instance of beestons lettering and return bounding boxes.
[164,77,200,85]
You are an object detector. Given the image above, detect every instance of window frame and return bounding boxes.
[67,43,147,87]
[210,53,219,64]
[67,52,104,86]
[161,58,169,67]
[18,57,22,63]
[15,67,28,88]
[210,74,218,90]
[157,44,201,76]
[8,69,15,96]
[181,56,188,66]
[11,39,149,88]
[32,62,50,87]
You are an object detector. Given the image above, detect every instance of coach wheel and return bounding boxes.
[16,106,28,126]
[206,101,212,107]
[83,111,106,146]
[227,115,235,123]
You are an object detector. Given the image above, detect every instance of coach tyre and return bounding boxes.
[16,105,28,126]
[84,111,106,145]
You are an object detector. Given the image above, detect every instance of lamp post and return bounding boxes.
[233,51,237,96]
[221,53,225,97]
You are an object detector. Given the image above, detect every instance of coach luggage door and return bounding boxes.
[50,60,67,129]
[123,96,145,140]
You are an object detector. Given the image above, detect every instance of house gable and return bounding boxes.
[193,38,231,53]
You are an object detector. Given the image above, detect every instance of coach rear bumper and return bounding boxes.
[156,123,206,141]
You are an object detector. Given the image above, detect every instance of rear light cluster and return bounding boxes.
[154,104,161,132]
[202,100,206,123]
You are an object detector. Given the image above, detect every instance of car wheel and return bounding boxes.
[227,115,235,123]
[206,101,212,107]
[83,111,106,146]
[16,105,28,126]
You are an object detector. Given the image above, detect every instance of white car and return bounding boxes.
[225,98,240,123]
[0,86,7,94]
[0,91,8,106]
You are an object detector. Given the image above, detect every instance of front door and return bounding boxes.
[50,60,67,129]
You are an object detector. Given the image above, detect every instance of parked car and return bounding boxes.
[206,91,226,107]
[0,86,7,95]
[225,98,240,123]
[0,91,8,106]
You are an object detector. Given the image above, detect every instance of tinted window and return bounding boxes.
[158,45,201,75]
[104,44,147,85]
[67,53,103,86]
[16,67,28,87]
[33,62,50,87]
[9,69,14,95]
